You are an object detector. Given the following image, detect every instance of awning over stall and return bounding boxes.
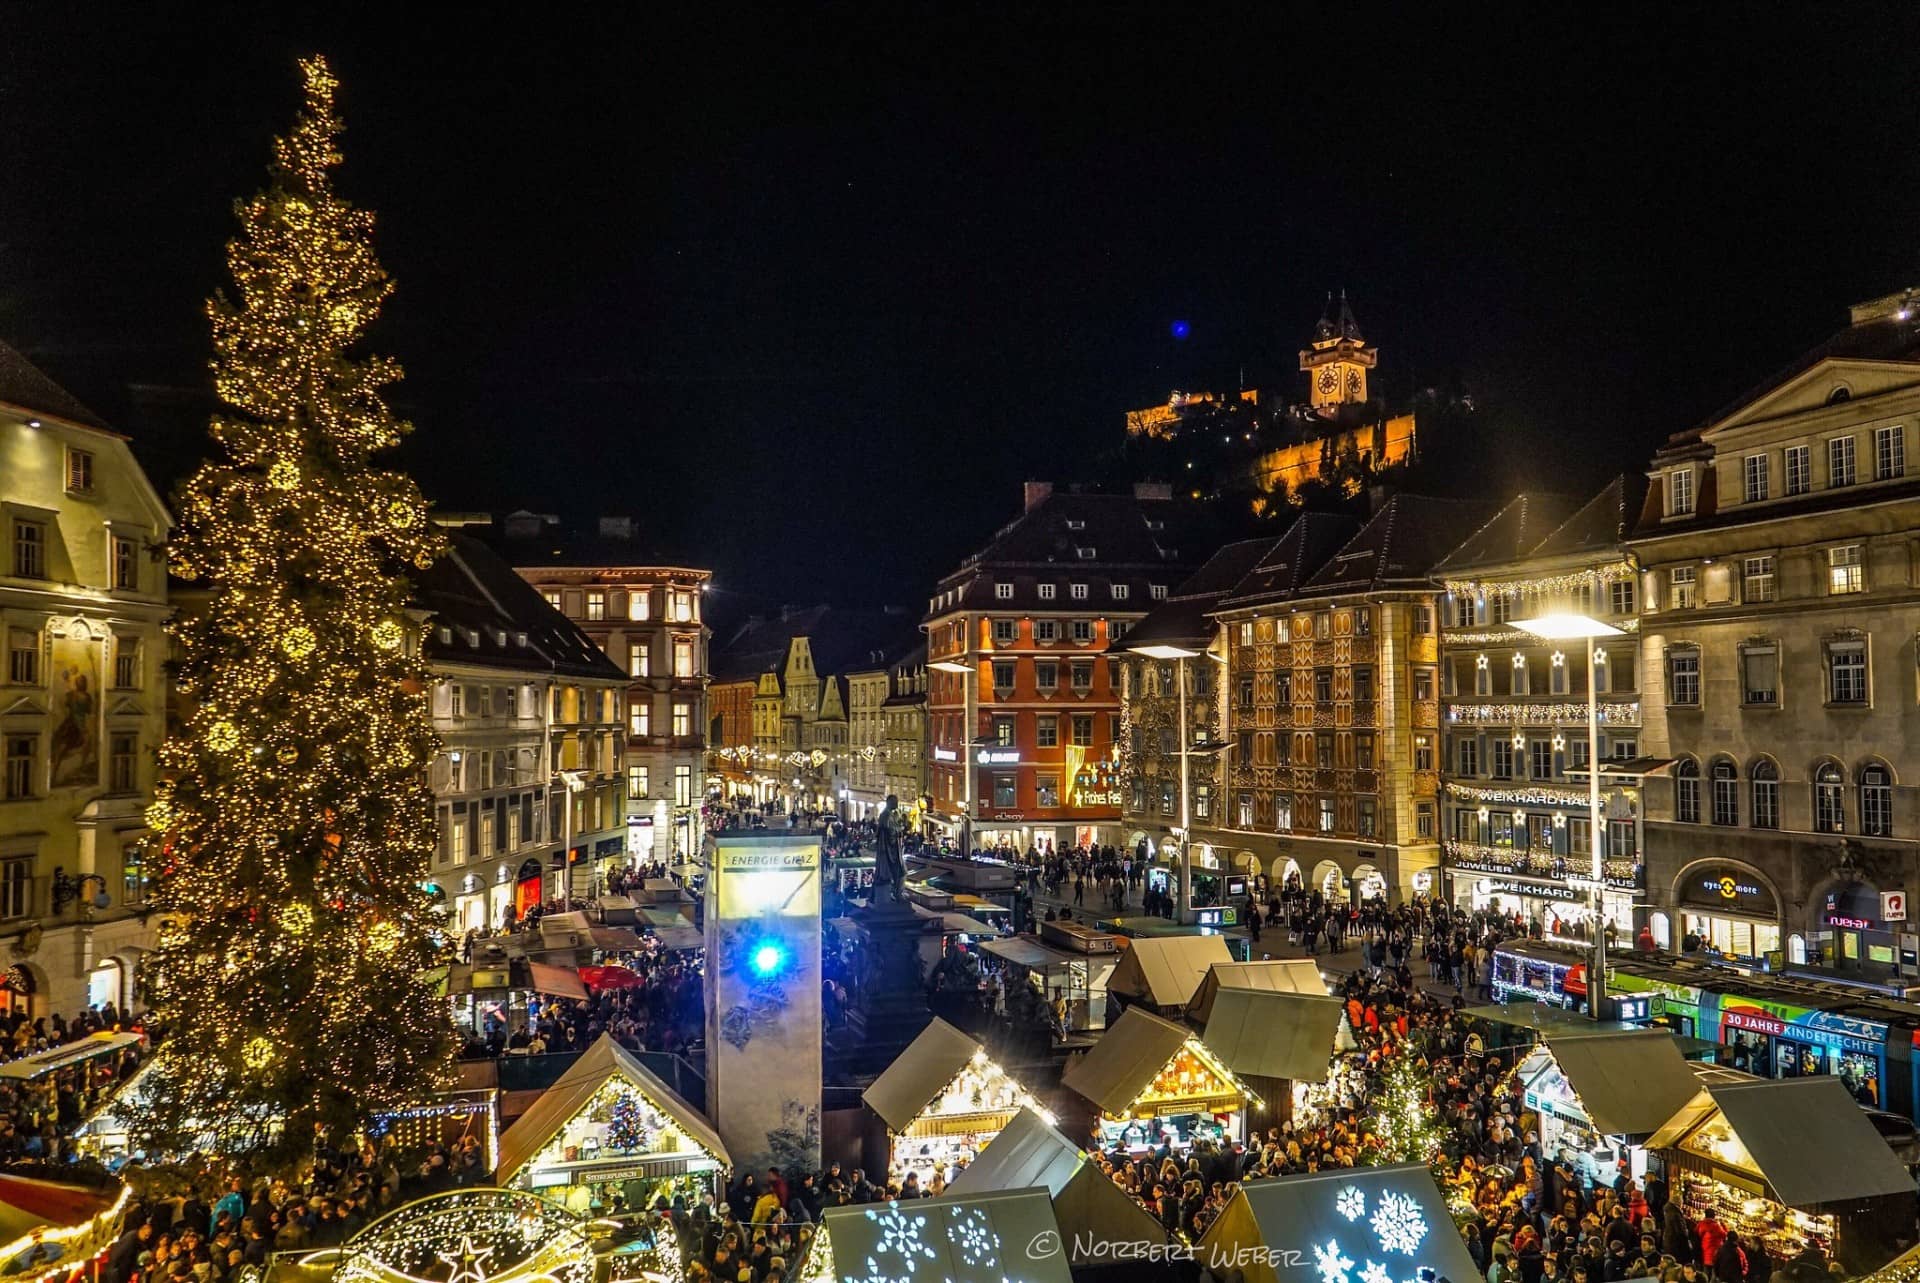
[525,962,587,1001]
[863,1019,985,1133]
[1522,1030,1700,1138]
[1062,1006,1257,1117]
[980,936,1073,970]
[649,925,704,953]
[1202,990,1345,1083]
[588,926,647,952]
[1105,935,1232,1010]
[495,1033,728,1185]
[1648,1076,1915,1208]
[1187,959,1329,1025]
[945,1109,1168,1268]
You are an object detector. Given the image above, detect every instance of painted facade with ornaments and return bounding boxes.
[0,343,171,1019]
[1631,287,1920,986]
[1207,497,1487,904]
[1432,478,1655,938]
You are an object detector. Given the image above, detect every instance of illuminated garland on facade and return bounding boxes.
[1441,561,1635,597]
[1445,702,1640,727]
[1445,782,1593,808]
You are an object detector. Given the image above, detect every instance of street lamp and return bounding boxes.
[1514,606,1624,1016]
[557,767,590,902]
[929,659,976,860]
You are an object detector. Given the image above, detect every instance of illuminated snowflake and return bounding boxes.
[945,1207,999,1267]
[864,1204,935,1274]
[1370,1192,1428,1257]
[1336,1186,1367,1221]
[1361,1262,1393,1283]
[1315,1239,1356,1283]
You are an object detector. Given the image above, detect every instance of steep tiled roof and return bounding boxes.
[416,534,628,680]
[1431,492,1581,575]
[1214,513,1364,610]
[1298,495,1499,596]
[710,607,918,685]
[1119,537,1278,650]
[1528,474,1651,558]
[0,341,113,432]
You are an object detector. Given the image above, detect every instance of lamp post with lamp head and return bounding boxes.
[1514,599,1624,1016]
[1128,642,1232,924]
[929,659,976,862]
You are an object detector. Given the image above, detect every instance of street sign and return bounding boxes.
[1885,890,1909,922]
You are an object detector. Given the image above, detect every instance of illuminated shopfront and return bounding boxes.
[1063,1007,1258,1154]
[1515,1031,1700,1182]
[1678,865,1780,963]
[862,1018,1052,1186]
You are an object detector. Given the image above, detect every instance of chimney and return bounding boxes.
[1023,481,1054,512]
[597,516,635,540]
[1132,481,1173,501]
[502,510,547,540]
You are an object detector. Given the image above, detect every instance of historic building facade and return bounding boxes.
[1432,481,1653,938]
[1632,288,1920,986]
[882,642,929,828]
[1211,498,1488,903]
[419,533,630,929]
[497,514,711,863]
[0,345,171,1018]
[924,483,1207,853]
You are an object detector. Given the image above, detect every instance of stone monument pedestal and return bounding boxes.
[845,894,940,1074]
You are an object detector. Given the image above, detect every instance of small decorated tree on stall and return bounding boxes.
[1367,1057,1446,1173]
[606,1088,652,1154]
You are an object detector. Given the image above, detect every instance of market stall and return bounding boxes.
[979,935,1115,1034]
[944,1107,1168,1268]
[798,1186,1072,1283]
[861,1018,1052,1186]
[495,1032,729,1215]
[1197,1164,1479,1283]
[0,1174,128,1283]
[1516,1029,1701,1182]
[1648,1074,1917,1274]
[1102,933,1232,1020]
[1199,987,1346,1122]
[1185,958,1329,1026]
[1062,1006,1260,1153]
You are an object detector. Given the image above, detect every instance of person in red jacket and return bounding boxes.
[1696,1208,1727,1272]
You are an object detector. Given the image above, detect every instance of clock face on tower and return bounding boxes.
[1317,368,1337,395]
[1346,368,1363,397]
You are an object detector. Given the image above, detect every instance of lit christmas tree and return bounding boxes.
[606,1089,651,1154]
[134,55,454,1171]
[1367,1057,1445,1170]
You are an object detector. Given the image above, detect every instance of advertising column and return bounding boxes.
[705,832,823,1176]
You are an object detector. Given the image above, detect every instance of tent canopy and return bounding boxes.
[809,1187,1072,1283]
[649,925,704,953]
[525,961,587,1000]
[1062,1007,1196,1115]
[1652,1077,1915,1208]
[980,936,1072,970]
[1523,1030,1700,1137]
[946,1109,1169,1266]
[862,1018,982,1133]
[1187,959,1329,1025]
[1203,990,1345,1083]
[1198,1164,1481,1283]
[1105,934,1232,1009]
[495,1033,729,1183]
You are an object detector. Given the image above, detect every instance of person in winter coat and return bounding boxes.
[1661,1202,1695,1264]
[1696,1211,1728,1273]
[1710,1229,1746,1283]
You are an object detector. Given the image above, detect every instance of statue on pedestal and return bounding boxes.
[873,793,906,900]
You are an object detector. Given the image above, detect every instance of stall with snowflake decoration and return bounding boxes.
[861,1018,1054,1187]
[495,1033,729,1215]
[1062,1006,1260,1154]
[797,1187,1072,1283]
[1198,1164,1480,1283]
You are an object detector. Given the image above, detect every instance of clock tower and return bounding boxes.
[1299,290,1377,414]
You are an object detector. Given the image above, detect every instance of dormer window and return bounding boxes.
[1065,519,1085,531]
[437,627,452,645]
[1828,386,1853,405]
[1668,467,1695,516]
[1075,547,1096,560]
[994,582,1013,600]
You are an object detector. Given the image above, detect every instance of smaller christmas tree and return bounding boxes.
[1367,1057,1445,1168]
[607,1088,651,1154]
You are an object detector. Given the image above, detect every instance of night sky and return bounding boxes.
[5,7,1920,608]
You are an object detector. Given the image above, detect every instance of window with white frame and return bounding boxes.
[1456,737,1479,777]
[675,765,692,807]
[1069,582,1088,600]
[673,637,695,677]
[629,702,650,736]
[627,590,651,620]
[1669,566,1696,610]
[1529,739,1553,780]
[3,735,35,801]
[585,590,606,620]
[1667,646,1700,706]
[991,618,1016,644]
[1742,556,1774,603]
[1237,792,1254,828]
[672,702,692,737]
[1710,758,1739,825]
[112,536,138,591]
[1489,739,1514,780]
[1750,759,1779,829]
[1675,757,1700,823]
[1474,654,1491,696]
[1510,653,1529,695]
[542,589,562,610]
[1669,467,1695,515]
[7,630,37,686]
[1829,435,1857,487]
[1829,544,1864,595]
[1826,637,1867,704]
[994,582,1013,600]
[1878,426,1907,480]
[1743,453,1769,503]
[628,764,649,798]
[0,860,29,919]
[1035,619,1058,643]
[11,519,46,580]
[1785,444,1811,496]
[1814,762,1845,833]
[1861,762,1893,836]
[1070,619,1093,643]
[1609,577,1635,616]
[1111,583,1129,600]
[1150,584,1167,600]
[1038,583,1056,601]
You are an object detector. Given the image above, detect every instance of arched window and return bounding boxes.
[1861,762,1893,837]
[1750,759,1780,829]
[1814,762,1846,833]
[1710,757,1739,826]
[1674,757,1701,824]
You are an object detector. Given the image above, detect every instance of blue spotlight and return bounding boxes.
[751,942,787,977]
